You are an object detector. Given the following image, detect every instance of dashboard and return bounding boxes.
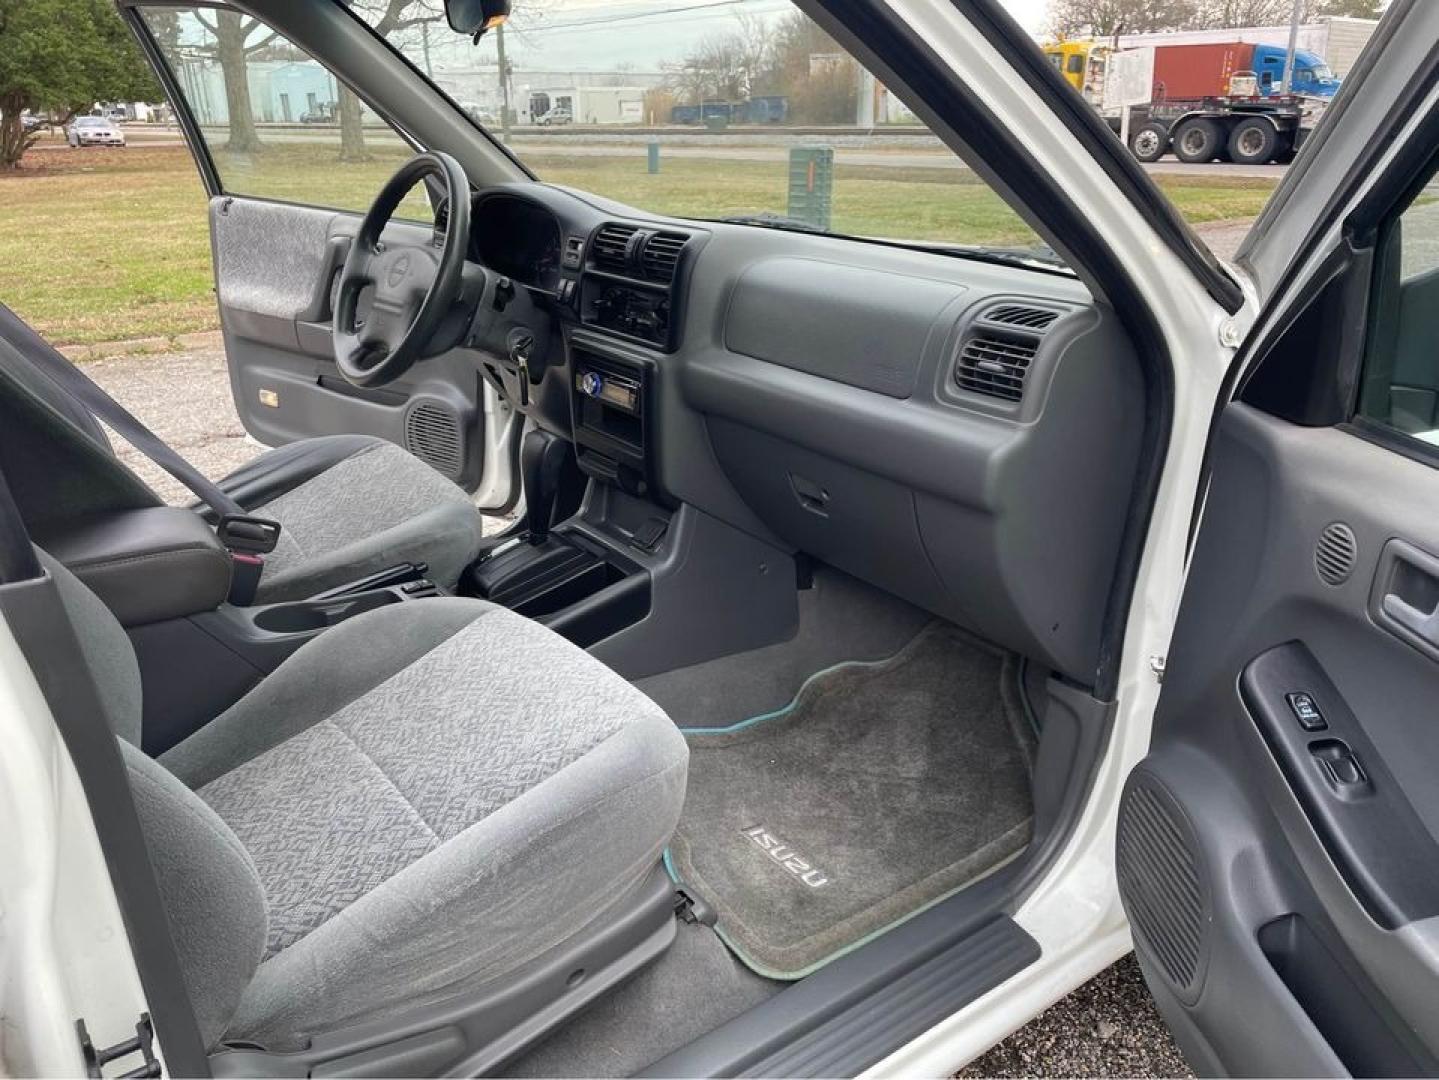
[460,181,1144,687]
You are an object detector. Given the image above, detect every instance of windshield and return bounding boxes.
[348,0,1063,268]
[76,117,106,127]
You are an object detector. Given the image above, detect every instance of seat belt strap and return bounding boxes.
[0,304,279,559]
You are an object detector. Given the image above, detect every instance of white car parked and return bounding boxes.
[65,116,126,148]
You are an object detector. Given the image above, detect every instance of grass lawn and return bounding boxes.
[0,140,1276,346]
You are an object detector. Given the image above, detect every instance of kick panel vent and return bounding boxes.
[591,223,639,272]
[954,334,1038,402]
[404,399,464,479]
[641,231,688,282]
[1315,522,1357,586]
[1117,778,1208,996]
[980,304,1061,332]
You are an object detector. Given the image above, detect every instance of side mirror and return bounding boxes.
[446,0,511,40]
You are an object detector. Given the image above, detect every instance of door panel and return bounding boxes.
[1123,403,1439,1076]
[210,196,489,491]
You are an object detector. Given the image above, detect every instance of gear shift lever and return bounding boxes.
[521,429,568,545]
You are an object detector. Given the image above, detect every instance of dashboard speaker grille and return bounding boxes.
[1315,522,1357,586]
[955,334,1038,402]
[1117,777,1207,996]
[404,399,464,479]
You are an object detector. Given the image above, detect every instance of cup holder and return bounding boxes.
[251,589,403,635]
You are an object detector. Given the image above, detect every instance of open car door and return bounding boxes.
[124,3,521,509]
[1121,2,1439,1074]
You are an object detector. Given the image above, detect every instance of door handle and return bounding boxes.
[1370,538,1439,660]
[1381,591,1439,646]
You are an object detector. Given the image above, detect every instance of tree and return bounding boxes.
[1314,0,1383,17]
[1048,0,1199,38]
[758,12,859,123]
[0,0,160,169]
[339,1,444,159]
[191,9,277,153]
[675,12,774,104]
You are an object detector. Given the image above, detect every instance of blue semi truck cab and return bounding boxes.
[1250,44,1342,98]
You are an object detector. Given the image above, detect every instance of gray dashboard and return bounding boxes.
[212,183,1144,688]
[495,181,1145,687]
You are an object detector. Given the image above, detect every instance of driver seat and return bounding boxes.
[0,303,487,603]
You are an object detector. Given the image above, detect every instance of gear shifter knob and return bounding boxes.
[521,429,568,544]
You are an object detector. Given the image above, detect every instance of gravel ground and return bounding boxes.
[1192,217,1250,264]
[81,345,1193,1078]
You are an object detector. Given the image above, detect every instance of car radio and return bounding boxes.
[576,367,640,414]
[570,344,653,496]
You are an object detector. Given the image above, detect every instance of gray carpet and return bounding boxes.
[637,566,932,730]
[668,623,1035,979]
[503,922,778,1077]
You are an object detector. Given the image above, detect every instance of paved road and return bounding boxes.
[89,125,1288,179]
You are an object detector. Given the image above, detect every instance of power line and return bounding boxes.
[523,0,779,33]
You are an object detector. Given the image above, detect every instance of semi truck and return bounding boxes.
[1045,39,1340,164]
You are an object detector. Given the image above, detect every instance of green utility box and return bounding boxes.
[787,145,834,231]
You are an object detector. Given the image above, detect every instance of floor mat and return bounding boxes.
[668,623,1034,978]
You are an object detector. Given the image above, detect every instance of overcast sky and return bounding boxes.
[415,0,1053,72]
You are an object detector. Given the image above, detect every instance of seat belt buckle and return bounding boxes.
[229,552,265,607]
[218,514,281,554]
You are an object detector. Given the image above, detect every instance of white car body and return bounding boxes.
[66,117,126,147]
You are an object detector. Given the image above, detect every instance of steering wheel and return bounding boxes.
[333,151,472,387]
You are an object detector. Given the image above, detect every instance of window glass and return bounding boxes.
[1357,171,1439,442]
[348,0,1062,267]
[138,6,432,220]
[1067,54,1086,75]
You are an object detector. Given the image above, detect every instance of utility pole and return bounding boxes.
[1281,0,1303,94]
[855,65,876,128]
[495,23,512,140]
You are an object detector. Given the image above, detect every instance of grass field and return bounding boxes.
[0,139,1277,346]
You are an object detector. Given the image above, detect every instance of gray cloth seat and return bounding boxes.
[0,305,486,603]
[46,552,688,1051]
[214,433,488,603]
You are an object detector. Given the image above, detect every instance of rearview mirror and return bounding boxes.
[445,0,511,40]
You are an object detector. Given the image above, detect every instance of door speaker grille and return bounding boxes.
[404,399,464,479]
[1315,522,1357,586]
[1117,777,1207,996]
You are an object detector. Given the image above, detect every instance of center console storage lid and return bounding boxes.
[36,506,232,626]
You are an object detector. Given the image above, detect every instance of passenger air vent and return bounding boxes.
[1117,776,1208,997]
[641,231,688,283]
[954,334,1038,402]
[404,399,464,479]
[591,223,639,273]
[981,304,1060,332]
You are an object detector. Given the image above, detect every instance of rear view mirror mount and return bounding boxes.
[445,0,511,41]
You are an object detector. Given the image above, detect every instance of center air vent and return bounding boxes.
[954,333,1038,402]
[981,304,1061,331]
[641,232,688,283]
[591,223,639,272]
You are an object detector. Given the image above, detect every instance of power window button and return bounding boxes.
[1286,692,1327,731]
